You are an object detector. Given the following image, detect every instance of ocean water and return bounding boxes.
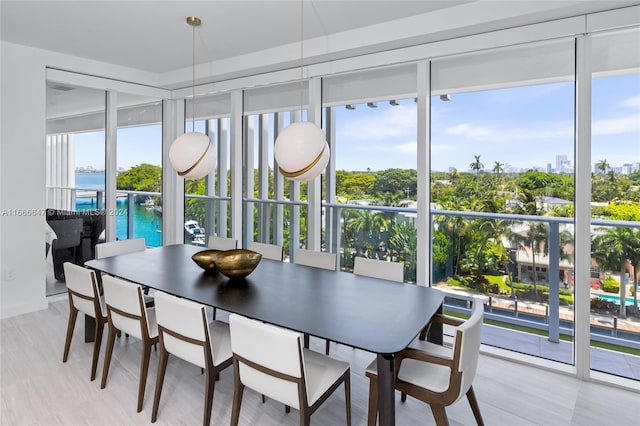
[75,172,162,247]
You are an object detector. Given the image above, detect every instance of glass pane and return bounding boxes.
[46,83,106,296]
[184,116,232,247]
[590,29,640,381]
[116,99,163,247]
[430,41,576,364]
[325,98,417,279]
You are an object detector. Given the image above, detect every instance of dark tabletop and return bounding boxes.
[86,244,444,355]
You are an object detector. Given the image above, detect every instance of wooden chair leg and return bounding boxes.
[137,341,153,412]
[285,405,291,414]
[100,324,118,389]
[151,346,169,423]
[90,318,105,381]
[230,367,245,426]
[401,392,407,402]
[367,375,378,426]
[62,304,78,363]
[430,404,449,426]
[466,386,484,426]
[203,368,215,426]
[325,339,330,355]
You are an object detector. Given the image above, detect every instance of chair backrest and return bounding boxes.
[247,241,284,261]
[95,238,146,259]
[208,236,238,251]
[229,313,304,409]
[101,275,149,340]
[63,262,102,318]
[153,291,211,369]
[454,300,484,399]
[295,249,337,271]
[49,218,83,250]
[353,257,404,282]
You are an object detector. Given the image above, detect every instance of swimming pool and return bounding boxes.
[594,293,636,306]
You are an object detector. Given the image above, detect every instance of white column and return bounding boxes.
[574,35,592,381]
[244,115,255,245]
[306,77,322,251]
[289,110,301,258]
[416,62,431,287]
[105,91,118,242]
[274,113,285,246]
[162,98,184,245]
[217,118,229,237]
[230,91,243,245]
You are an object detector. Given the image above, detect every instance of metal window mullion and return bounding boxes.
[306,77,322,251]
[274,112,285,247]
[416,61,431,287]
[230,91,243,245]
[217,118,230,237]
[105,90,118,242]
[259,114,270,243]
[325,106,338,254]
[574,34,593,381]
[205,119,215,241]
[244,115,255,245]
[289,110,301,257]
[162,98,184,245]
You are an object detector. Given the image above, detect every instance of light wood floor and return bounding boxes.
[1,297,638,426]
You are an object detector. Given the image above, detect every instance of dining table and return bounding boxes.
[85,243,444,426]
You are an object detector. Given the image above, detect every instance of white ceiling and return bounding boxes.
[2,0,637,90]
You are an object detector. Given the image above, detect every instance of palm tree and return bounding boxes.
[346,209,390,259]
[470,155,484,191]
[493,161,504,184]
[596,159,610,176]
[627,228,640,311]
[592,227,636,318]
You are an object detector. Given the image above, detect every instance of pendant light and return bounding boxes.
[274,0,330,181]
[169,16,216,179]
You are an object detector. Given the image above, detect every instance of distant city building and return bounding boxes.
[555,154,573,174]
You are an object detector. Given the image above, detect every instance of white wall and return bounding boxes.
[0,41,157,318]
[1,42,48,317]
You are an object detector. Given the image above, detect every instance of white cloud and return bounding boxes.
[621,94,640,109]
[592,113,640,135]
[443,121,573,142]
[342,104,416,141]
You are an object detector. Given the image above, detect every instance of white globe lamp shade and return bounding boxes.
[169,132,216,179]
[274,122,330,181]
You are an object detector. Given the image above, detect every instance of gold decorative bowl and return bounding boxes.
[214,249,262,279]
[192,249,222,272]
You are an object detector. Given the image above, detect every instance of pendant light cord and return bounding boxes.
[300,0,304,114]
[192,21,196,133]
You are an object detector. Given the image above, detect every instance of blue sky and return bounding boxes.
[75,74,639,173]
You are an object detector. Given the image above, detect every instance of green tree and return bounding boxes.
[389,221,417,282]
[596,159,610,175]
[116,163,162,192]
[592,227,636,317]
[470,155,484,191]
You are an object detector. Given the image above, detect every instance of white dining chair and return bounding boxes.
[151,291,233,425]
[95,238,146,259]
[229,313,351,426]
[295,249,337,355]
[95,238,153,305]
[62,262,108,381]
[208,236,238,251]
[365,301,485,426]
[248,241,284,261]
[100,275,159,413]
[353,256,404,282]
[295,248,337,271]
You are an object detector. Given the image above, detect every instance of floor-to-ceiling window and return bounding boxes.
[183,94,231,247]
[322,66,418,277]
[45,82,106,296]
[590,28,640,380]
[116,100,163,246]
[243,83,308,260]
[430,40,577,364]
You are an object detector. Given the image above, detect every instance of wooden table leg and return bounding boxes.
[377,353,395,426]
